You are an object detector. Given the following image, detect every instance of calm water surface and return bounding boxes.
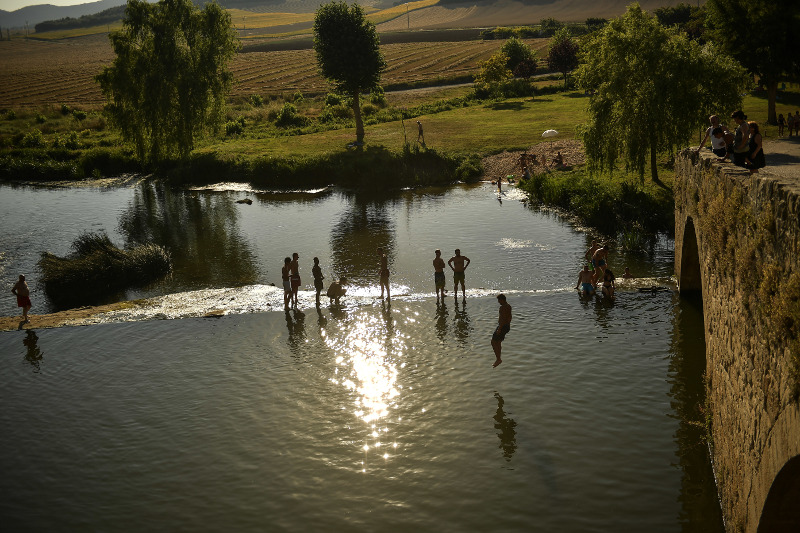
[0,181,722,531]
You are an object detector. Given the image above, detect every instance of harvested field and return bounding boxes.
[482,139,585,179]
[0,35,546,107]
[380,0,690,29]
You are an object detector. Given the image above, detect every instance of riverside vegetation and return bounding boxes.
[2,7,798,240]
[38,232,172,308]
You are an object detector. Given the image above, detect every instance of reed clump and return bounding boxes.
[39,232,171,307]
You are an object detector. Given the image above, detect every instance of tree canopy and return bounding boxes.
[313,1,385,145]
[547,27,579,89]
[500,36,536,74]
[706,0,800,123]
[576,4,748,182]
[96,0,239,164]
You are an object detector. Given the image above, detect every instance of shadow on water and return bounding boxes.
[435,300,449,343]
[493,392,517,462]
[23,330,43,372]
[452,298,472,346]
[285,308,307,355]
[329,192,396,285]
[669,293,725,532]
[118,182,260,291]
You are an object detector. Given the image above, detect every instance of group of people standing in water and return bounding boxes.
[280,247,512,367]
[576,240,632,299]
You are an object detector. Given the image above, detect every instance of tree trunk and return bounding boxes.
[352,90,364,144]
[650,141,659,184]
[767,79,778,125]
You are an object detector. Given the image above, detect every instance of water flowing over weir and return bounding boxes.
[1,180,723,531]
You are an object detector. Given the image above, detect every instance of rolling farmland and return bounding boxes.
[0,35,550,108]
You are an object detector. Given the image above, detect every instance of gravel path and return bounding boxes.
[761,137,800,181]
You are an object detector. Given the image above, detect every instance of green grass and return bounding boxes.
[199,91,585,159]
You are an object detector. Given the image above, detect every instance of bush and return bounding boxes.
[38,231,172,307]
[52,131,81,150]
[275,103,308,127]
[72,109,87,121]
[325,93,343,106]
[370,86,386,106]
[21,129,45,148]
[35,113,47,124]
[225,116,246,136]
[6,110,16,120]
[292,91,304,103]
[61,103,71,115]
[250,94,264,107]
[361,103,379,116]
[455,154,483,182]
[80,146,139,178]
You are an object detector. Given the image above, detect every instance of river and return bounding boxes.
[0,181,722,531]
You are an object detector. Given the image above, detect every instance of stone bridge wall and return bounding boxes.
[674,150,800,532]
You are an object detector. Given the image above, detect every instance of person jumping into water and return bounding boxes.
[491,294,512,368]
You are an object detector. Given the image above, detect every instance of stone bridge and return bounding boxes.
[674,151,800,532]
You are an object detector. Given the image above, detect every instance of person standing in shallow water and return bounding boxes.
[312,257,324,307]
[433,249,446,301]
[491,294,512,368]
[377,247,390,300]
[281,257,292,310]
[12,274,31,323]
[290,252,301,307]
[448,248,471,300]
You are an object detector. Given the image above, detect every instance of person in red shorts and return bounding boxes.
[12,274,31,323]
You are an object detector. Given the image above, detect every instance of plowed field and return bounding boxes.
[0,35,548,107]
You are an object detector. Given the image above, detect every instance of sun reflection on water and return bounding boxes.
[325,307,408,469]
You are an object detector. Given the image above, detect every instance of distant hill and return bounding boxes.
[34,4,125,32]
[0,0,126,29]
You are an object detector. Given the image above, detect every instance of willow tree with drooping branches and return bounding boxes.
[576,4,748,183]
[96,0,239,164]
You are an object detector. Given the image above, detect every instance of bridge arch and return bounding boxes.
[679,217,702,294]
[758,454,800,532]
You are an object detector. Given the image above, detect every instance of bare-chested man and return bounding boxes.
[290,252,301,307]
[12,274,31,323]
[491,294,512,368]
[377,247,390,300]
[576,265,596,296]
[433,249,446,301]
[591,245,609,285]
[448,249,471,299]
[584,240,600,269]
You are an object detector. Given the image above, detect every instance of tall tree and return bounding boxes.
[576,4,748,183]
[547,27,579,89]
[706,0,800,124]
[96,0,239,164]
[313,1,385,145]
[500,36,536,74]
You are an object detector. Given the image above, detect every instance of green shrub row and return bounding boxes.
[164,145,483,189]
[519,169,674,238]
[0,146,139,181]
